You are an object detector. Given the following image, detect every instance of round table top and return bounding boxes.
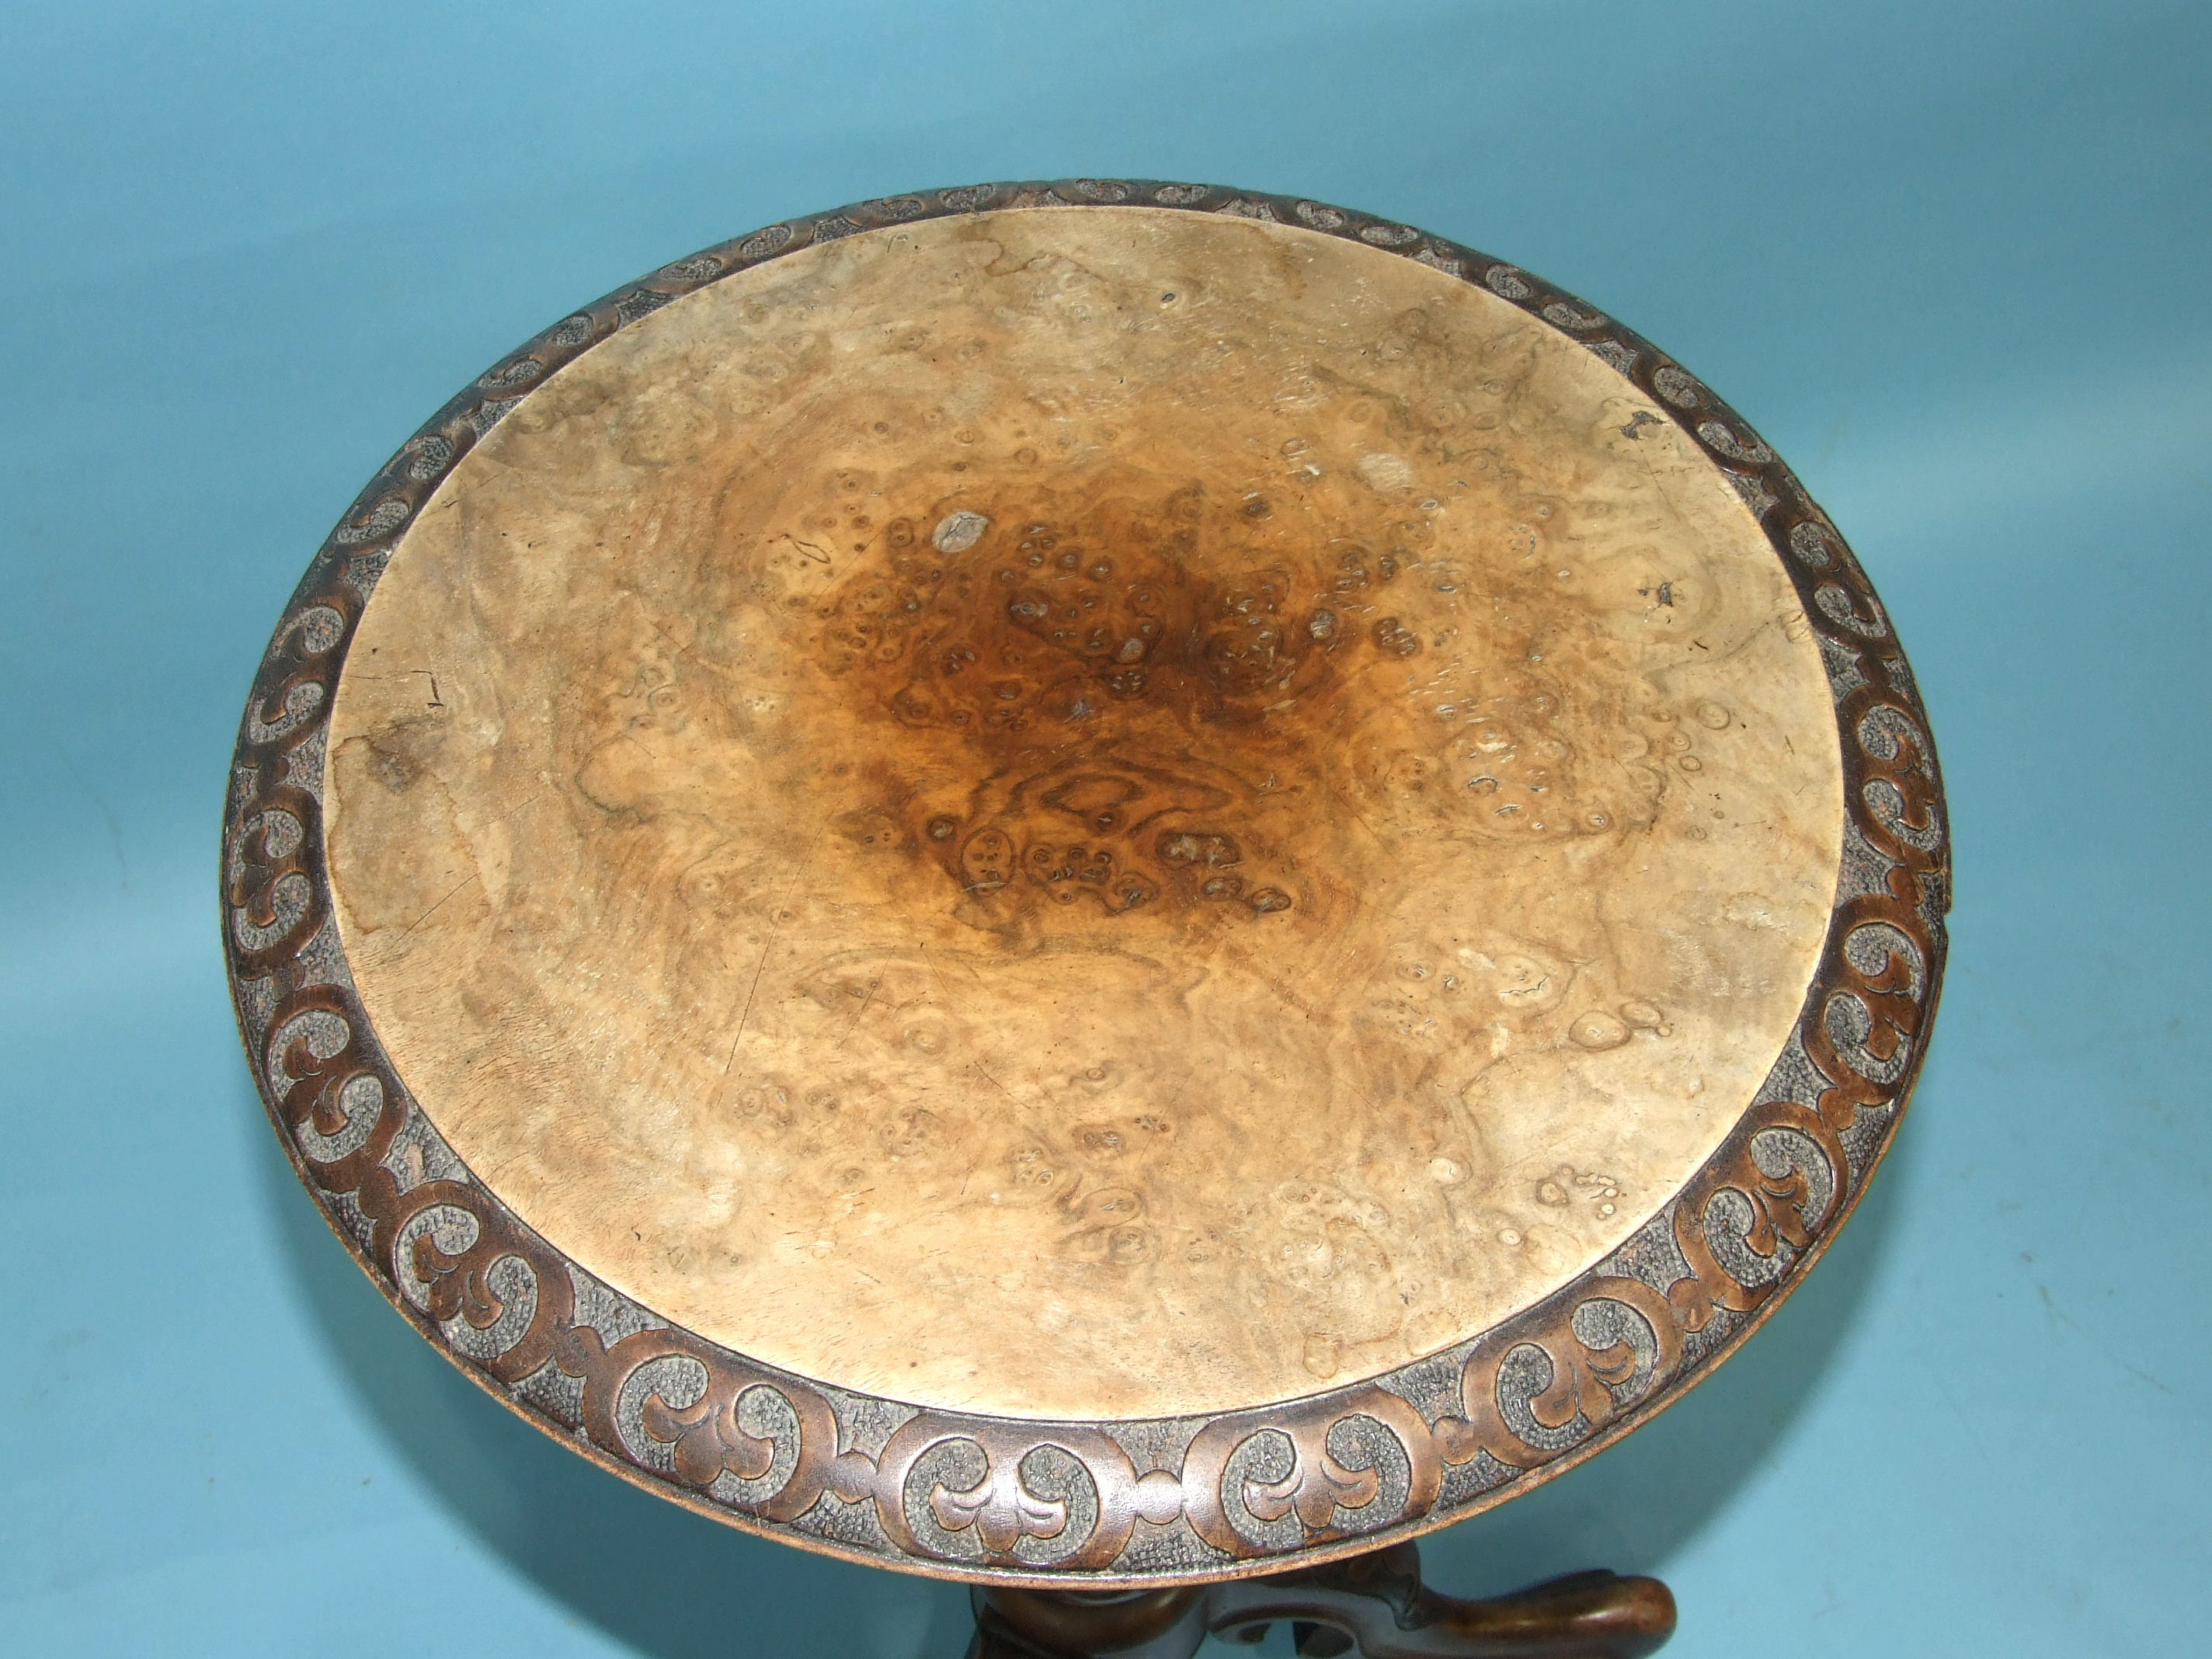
[225,182,1948,1586]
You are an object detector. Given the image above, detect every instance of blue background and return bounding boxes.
[3,4,2207,1654]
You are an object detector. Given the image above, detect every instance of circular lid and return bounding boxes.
[224,181,1947,1585]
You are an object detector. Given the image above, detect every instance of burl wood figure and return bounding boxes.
[227,184,1946,1659]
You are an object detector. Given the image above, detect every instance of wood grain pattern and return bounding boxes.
[322,207,1841,1421]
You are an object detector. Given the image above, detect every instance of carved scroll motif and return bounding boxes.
[872,1417,1143,1570]
[1183,1388,1442,1558]
[1445,1278,1685,1469]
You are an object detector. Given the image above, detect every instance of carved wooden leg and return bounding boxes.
[1205,1543,1675,1659]
[972,1542,1675,1659]
[971,1586,1210,1659]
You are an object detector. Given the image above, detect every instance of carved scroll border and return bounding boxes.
[222,180,1949,1587]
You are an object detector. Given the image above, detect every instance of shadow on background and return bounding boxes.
[257,1068,1911,1656]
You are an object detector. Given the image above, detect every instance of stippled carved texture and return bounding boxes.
[224,180,1946,1587]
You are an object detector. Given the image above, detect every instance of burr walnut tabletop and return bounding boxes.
[228,182,1946,1587]
[328,205,1836,1421]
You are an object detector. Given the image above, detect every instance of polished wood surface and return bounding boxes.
[323,206,1842,1421]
